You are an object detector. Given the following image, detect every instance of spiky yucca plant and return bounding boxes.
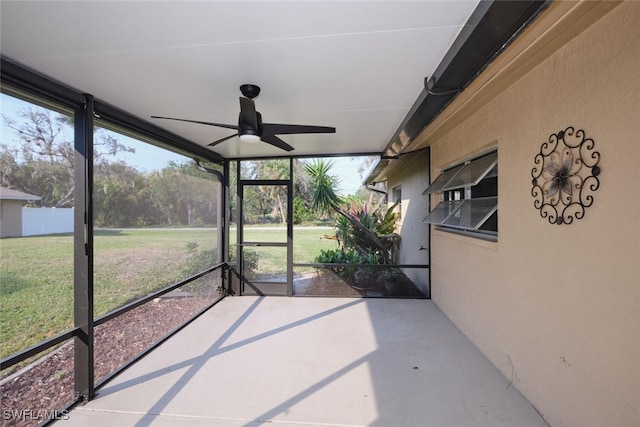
[305,159,399,263]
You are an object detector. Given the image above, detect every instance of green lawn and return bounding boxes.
[1,234,75,359]
[93,228,218,316]
[228,226,338,277]
[0,226,336,359]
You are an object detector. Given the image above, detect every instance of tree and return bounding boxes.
[255,159,289,223]
[1,107,134,207]
[93,161,157,227]
[147,161,217,226]
[234,159,315,224]
[292,158,314,204]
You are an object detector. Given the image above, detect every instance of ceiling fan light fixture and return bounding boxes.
[239,133,261,143]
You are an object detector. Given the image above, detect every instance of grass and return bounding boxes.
[228,226,337,276]
[293,226,338,264]
[0,226,336,359]
[93,228,217,316]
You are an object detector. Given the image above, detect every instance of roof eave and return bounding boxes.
[366,0,549,185]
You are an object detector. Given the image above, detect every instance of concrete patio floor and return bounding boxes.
[66,297,548,427]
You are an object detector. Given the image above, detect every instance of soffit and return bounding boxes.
[0,1,479,159]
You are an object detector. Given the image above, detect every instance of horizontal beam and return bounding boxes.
[0,57,221,164]
[1,56,86,107]
[1,328,80,370]
[294,263,429,269]
[94,263,225,326]
[94,100,224,164]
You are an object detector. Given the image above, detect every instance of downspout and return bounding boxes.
[195,159,223,182]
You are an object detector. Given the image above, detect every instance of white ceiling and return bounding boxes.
[0,1,479,159]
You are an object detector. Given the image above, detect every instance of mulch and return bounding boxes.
[0,294,218,427]
[298,270,426,298]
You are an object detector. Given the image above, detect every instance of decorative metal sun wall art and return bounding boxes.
[531,126,601,225]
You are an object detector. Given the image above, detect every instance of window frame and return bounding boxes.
[423,151,498,240]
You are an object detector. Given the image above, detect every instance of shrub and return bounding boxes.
[181,242,217,279]
[242,248,259,279]
[293,196,314,224]
[314,249,381,284]
[179,242,219,294]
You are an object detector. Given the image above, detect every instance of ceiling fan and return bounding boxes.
[151,84,336,152]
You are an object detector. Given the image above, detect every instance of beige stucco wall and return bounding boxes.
[427,3,639,427]
[0,200,23,238]
[387,150,430,295]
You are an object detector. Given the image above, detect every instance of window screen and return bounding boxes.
[424,151,498,237]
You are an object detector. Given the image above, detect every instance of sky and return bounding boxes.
[1,93,373,195]
[320,157,372,195]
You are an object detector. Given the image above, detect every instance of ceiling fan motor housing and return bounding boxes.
[239,110,262,138]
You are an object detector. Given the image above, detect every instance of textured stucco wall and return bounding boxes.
[428,3,639,426]
[387,150,430,295]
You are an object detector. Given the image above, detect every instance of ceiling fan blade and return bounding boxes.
[261,123,336,135]
[207,133,238,147]
[261,134,294,152]
[151,116,238,131]
[239,97,258,129]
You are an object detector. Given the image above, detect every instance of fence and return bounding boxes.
[22,207,74,236]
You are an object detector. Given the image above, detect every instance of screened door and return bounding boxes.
[238,181,292,295]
